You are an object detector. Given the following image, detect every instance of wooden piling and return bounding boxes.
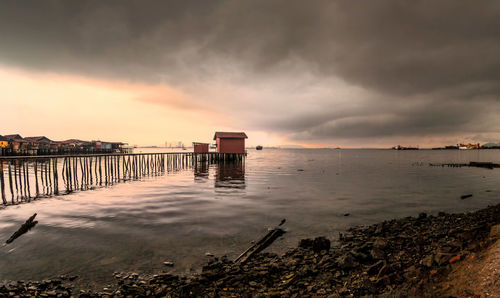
[0,152,245,206]
[0,162,6,204]
[21,161,27,199]
[8,162,14,203]
[25,161,31,199]
[47,159,52,195]
[35,161,40,197]
[53,158,59,195]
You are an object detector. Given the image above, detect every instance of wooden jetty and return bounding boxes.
[0,152,245,206]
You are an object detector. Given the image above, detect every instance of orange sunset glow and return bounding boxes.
[1,66,286,147]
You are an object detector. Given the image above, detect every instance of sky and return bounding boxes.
[1,1,500,148]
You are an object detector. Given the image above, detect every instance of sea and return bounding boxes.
[1,148,500,288]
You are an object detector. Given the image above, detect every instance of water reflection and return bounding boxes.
[214,161,245,189]
[193,162,209,182]
[3,149,500,288]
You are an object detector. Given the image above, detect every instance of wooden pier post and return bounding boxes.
[47,159,52,195]
[98,156,102,186]
[8,162,14,203]
[117,156,120,182]
[53,158,59,195]
[25,160,31,199]
[0,162,6,204]
[34,161,40,197]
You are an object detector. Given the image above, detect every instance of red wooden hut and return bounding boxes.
[193,142,209,153]
[213,132,248,154]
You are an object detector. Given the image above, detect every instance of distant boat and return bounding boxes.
[256,145,263,150]
[392,145,419,150]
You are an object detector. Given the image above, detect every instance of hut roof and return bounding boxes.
[24,136,53,143]
[3,134,28,143]
[213,132,248,140]
[4,134,23,140]
[59,139,91,145]
[0,135,8,141]
[193,142,209,145]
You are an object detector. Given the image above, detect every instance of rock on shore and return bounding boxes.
[3,203,500,297]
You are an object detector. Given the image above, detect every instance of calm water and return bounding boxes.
[1,149,500,287]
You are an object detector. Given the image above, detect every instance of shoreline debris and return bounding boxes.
[3,204,500,296]
[6,213,38,244]
[234,219,286,264]
[429,161,500,169]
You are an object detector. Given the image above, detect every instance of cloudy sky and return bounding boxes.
[1,1,499,148]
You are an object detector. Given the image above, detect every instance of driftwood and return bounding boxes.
[469,162,500,169]
[461,194,473,200]
[429,161,500,169]
[6,213,38,244]
[235,219,286,264]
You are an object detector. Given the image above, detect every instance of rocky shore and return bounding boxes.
[2,203,500,297]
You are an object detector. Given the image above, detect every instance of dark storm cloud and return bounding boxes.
[1,0,500,143]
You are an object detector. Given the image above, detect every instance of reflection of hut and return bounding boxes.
[213,132,248,154]
[194,161,209,180]
[193,142,209,153]
[215,161,245,189]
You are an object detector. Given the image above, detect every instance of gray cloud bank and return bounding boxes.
[1,1,500,145]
